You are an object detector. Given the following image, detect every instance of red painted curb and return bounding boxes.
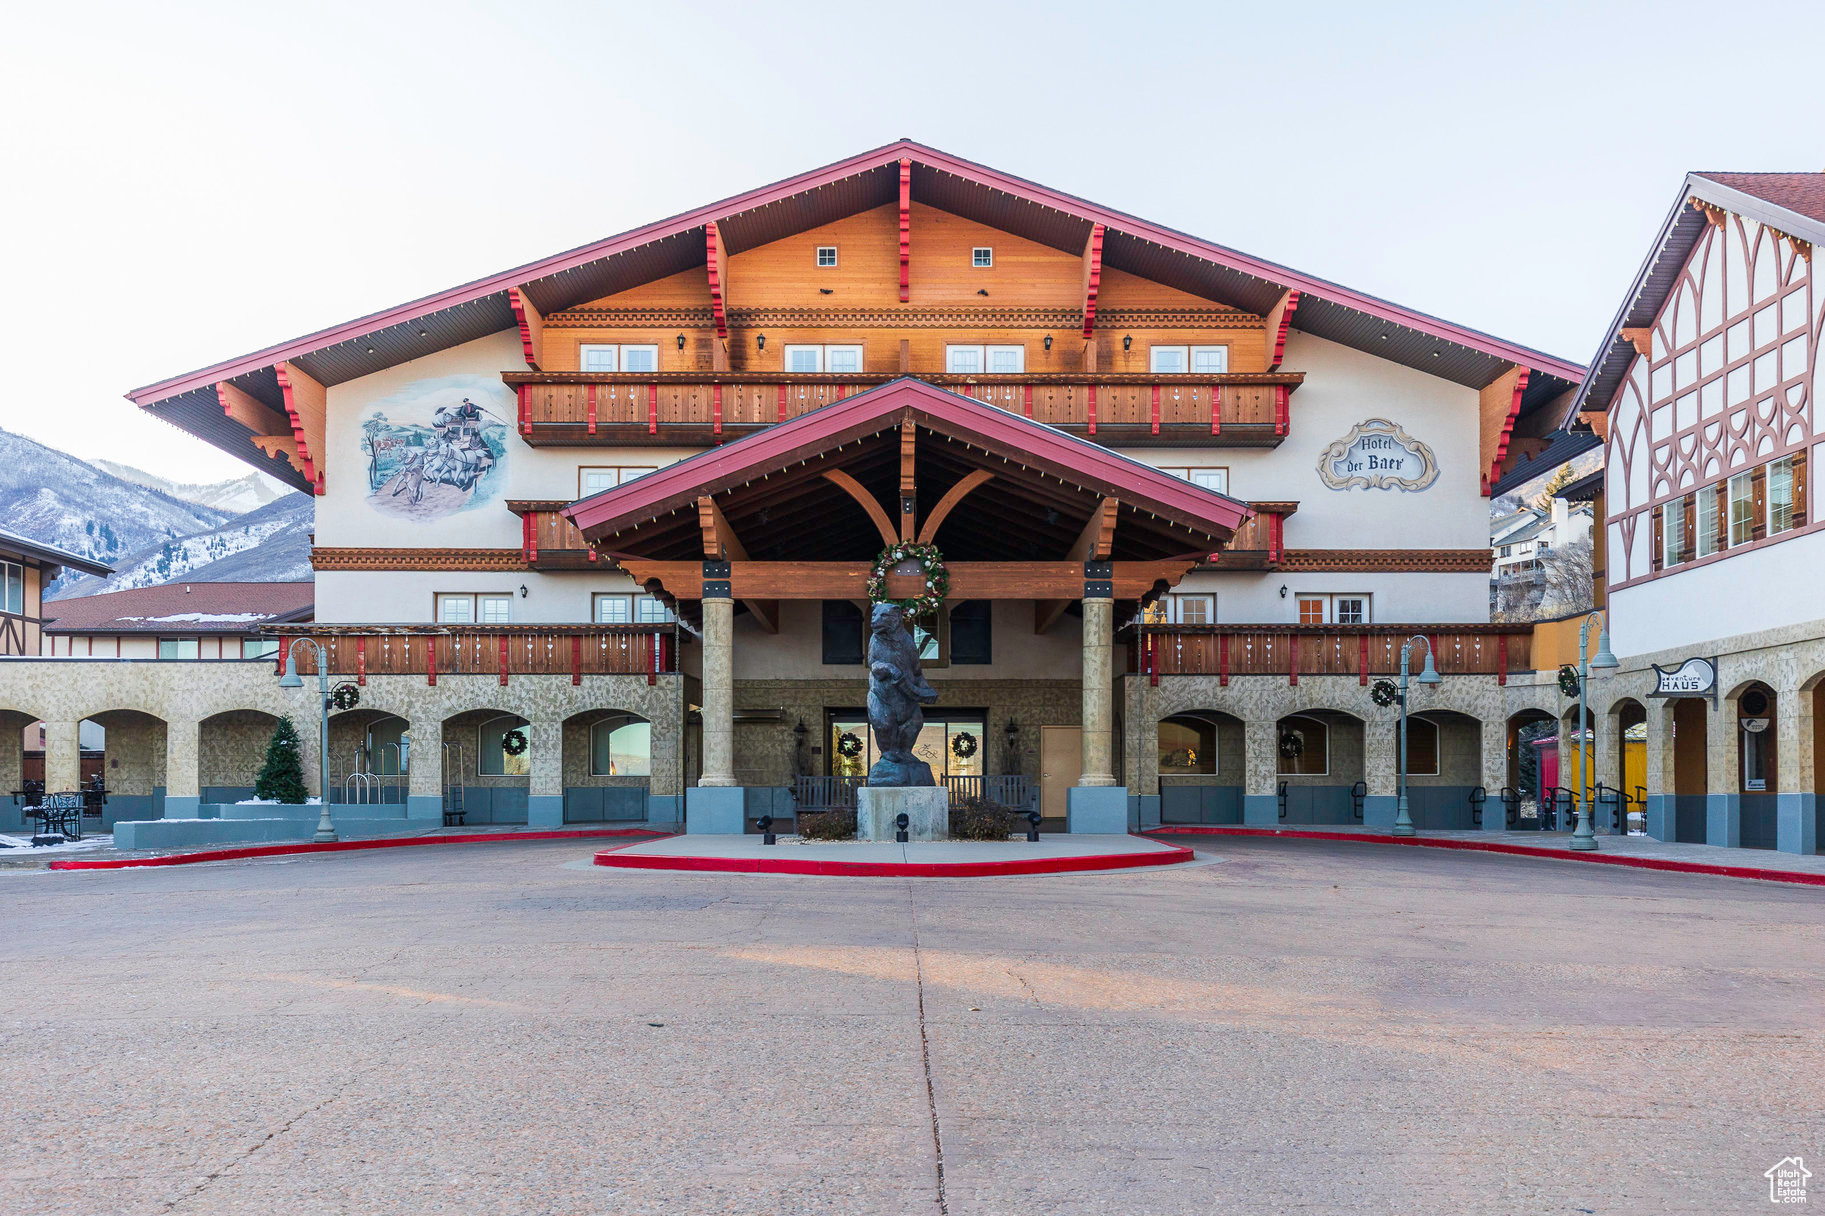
[47,828,668,871]
[1147,826,1825,888]
[592,843,1196,878]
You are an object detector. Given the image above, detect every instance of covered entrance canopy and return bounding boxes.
[563,376,1252,622]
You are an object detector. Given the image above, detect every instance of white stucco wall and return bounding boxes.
[1610,526,1825,657]
[733,599,1083,681]
[1171,570,1491,624]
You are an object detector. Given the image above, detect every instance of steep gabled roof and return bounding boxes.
[1563,170,1825,429]
[128,140,1583,490]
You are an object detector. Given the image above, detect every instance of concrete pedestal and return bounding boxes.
[686,786,747,835]
[857,786,949,841]
[1066,785,1129,834]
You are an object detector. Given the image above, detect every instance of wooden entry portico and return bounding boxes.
[564,377,1251,830]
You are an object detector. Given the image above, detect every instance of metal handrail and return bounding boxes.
[1350,781,1366,821]
[1469,786,1486,826]
[1501,786,1520,827]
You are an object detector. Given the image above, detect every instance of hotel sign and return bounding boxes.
[1316,418,1439,492]
[1649,656,1717,702]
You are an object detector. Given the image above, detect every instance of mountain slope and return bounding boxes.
[49,493,314,599]
[0,428,229,568]
[94,460,292,516]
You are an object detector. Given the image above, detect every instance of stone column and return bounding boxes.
[1705,696,1739,848]
[42,720,80,795]
[1479,716,1508,833]
[1065,576,1128,833]
[1362,715,1398,829]
[1243,715,1280,826]
[405,717,443,823]
[1078,596,1116,787]
[687,583,745,834]
[1644,702,1675,841]
[1776,680,1815,855]
[527,718,564,828]
[165,719,201,819]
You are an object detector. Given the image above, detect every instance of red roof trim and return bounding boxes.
[563,377,1252,538]
[129,140,1583,406]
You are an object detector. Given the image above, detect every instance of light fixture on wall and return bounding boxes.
[1043,335,1052,352]
[1278,584,1288,599]
[1122,334,1133,352]
[676,333,686,351]
[756,333,766,351]
[519,584,529,598]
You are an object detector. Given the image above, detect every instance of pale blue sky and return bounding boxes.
[2,0,1820,481]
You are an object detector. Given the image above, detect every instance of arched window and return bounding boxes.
[1397,717,1439,776]
[478,715,531,777]
[1276,716,1329,776]
[1158,716,1217,775]
[367,715,409,775]
[591,715,651,776]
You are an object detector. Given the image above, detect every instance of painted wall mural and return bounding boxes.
[359,376,513,521]
[1316,418,1439,492]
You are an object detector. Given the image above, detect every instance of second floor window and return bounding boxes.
[972,247,993,267]
[1150,345,1229,374]
[593,594,671,625]
[1143,593,1214,626]
[783,344,864,374]
[1729,471,1756,546]
[945,344,1024,374]
[437,594,512,624]
[1158,466,1229,495]
[242,637,280,659]
[580,466,659,496]
[816,246,838,267]
[1696,484,1722,557]
[1769,455,1797,534]
[578,343,659,374]
[158,638,200,660]
[1296,594,1370,625]
[0,561,22,615]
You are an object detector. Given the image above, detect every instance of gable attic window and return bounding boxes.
[972,247,993,268]
[816,246,838,267]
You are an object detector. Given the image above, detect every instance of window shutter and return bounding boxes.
[1679,495,1696,563]
[1751,466,1767,541]
[1793,451,1809,527]
[1651,506,1664,572]
[1712,485,1727,554]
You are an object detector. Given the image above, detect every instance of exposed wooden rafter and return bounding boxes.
[706,221,728,340]
[1035,496,1118,634]
[697,495,777,633]
[898,157,911,303]
[1618,327,1654,359]
[1265,289,1301,371]
[1079,223,1105,339]
[273,361,327,495]
[1478,364,1531,495]
[916,469,993,545]
[899,412,917,541]
[215,381,301,473]
[506,286,544,370]
[820,470,899,547]
[613,558,1190,602]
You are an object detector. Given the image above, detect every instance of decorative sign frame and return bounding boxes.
[1316,418,1439,492]
[1649,656,1717,703]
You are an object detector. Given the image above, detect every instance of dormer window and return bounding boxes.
[816,246,838,267]
[972,247,993,268]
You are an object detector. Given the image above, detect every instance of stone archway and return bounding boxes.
[1274,710,1365,826]
[561,709,653,823]
[1156,710,1243,825]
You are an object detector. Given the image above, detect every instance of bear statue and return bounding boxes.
[865,602,940,787]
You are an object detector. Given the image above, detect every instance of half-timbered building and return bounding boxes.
[1563,171,1823,854]
[100,141,1585,835]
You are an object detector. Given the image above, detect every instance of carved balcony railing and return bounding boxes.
[501,371,1303,448]
[267,624,676,685]
[1129,624,1534,686]
[1205,502,1297,570]
[506,501,602,570]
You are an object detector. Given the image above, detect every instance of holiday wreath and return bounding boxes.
[950,731,978,759]
[330,683,361,711]
[1277,731,1305,760]
[1370,678,1400,709]
[501,727,529,757]
[866,542,949,620]
[836,731,865,759]
[1557,664,1581,698]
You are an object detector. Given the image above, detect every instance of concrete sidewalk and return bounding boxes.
[1150,823,1825,882]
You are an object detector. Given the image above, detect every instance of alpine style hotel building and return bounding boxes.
[14,142,1613,839]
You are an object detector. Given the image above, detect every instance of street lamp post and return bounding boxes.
[278,637,338,843]
[1569,611,1620,851]
[1394,635,1443,837]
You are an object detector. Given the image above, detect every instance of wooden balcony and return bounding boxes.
[268,625,675,685]
[1207,502,1296,570]
[506,501,602,570]
[1130,624,1534,685]
[502,371,1303,449]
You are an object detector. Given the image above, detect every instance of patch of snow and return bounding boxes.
[142,612,268,624]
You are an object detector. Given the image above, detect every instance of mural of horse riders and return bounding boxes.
[361,376,512,522]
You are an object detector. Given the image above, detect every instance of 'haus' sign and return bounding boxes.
[1317,418,1439,492]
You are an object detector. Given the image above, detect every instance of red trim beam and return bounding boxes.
[898,157,911,303]
[507,287,544,370]
[706,221,728,340]
[1080,223,1105,339]
[1265,289,1301,371]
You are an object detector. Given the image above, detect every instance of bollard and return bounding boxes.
[757,815,776,846]
[895,812,909,844]
[1025,810,1041,843]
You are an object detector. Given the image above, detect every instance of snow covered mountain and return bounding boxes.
[48,493,315,599]
[94,460,292,516]
[0,429,230,568]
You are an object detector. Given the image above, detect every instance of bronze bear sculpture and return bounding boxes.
[866,602,940,787]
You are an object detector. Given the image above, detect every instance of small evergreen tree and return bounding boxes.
[255,715,310,803]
